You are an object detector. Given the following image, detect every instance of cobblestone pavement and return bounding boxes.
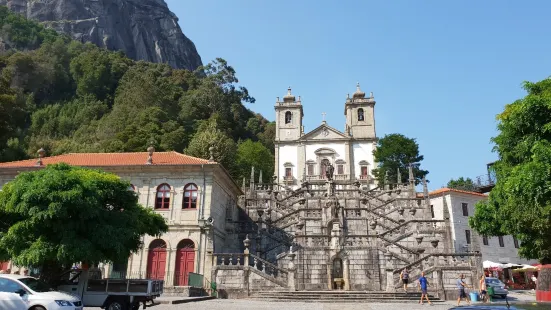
[83,291,537,310]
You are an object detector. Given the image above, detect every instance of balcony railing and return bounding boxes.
[306,174,349,181]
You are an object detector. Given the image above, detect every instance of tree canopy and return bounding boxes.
[372,133,429,186]
[447,177,476,191]
[235,139,274,184]
[469,78,551,264]
[0,7,275,181]
[0,163,168,282]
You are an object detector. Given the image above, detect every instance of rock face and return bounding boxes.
[1,0,203,70]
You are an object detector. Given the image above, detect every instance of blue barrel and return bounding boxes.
[470,292,479,302]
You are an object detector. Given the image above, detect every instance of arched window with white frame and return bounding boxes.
[155,184,171,209]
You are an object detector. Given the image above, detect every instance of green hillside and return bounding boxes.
[0,6,274,182]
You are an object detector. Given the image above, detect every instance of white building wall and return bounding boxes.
[278,144,298,179]
[430,191,536,265]
[352,142,374,178]
[304,143,346,162]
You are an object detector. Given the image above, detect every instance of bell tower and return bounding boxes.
[275,87,303,141]
[344,83,376,140]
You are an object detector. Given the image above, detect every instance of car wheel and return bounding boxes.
[106,299,127,310]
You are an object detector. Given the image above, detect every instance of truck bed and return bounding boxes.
[85,278,164,297]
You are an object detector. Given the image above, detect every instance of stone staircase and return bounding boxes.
[249,290,444,303]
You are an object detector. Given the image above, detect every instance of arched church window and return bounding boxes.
[358,108,365,121]
[285,111,292,124]
[307,164,314,176]
[337,165,344,175]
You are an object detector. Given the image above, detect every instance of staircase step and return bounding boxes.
[249,290,443,303]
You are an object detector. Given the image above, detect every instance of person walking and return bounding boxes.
[400,268,410,293]
[418,271,432,305]
[457,274,472,306]
[479,274,488,303]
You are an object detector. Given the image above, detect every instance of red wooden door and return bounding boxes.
[175,249,195,286]
[147,248,166,280]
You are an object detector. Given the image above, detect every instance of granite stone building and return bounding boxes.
[429,188,536,265]
[0,149,242,290]
[212,86,483,300]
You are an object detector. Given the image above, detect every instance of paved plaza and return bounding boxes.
[83,291,538,310]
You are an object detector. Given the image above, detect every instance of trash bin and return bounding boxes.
[470,292,479,302]
[487,286,495,301]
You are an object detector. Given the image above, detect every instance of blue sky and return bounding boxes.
[166,0,551,190]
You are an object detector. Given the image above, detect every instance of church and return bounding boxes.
[275,84,376,188]
[213,85,482,300]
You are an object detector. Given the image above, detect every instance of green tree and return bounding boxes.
[0,7,274,165]
[185,119,237,176]
[0,163,168,283]
[70,46,132,102]
[372,133,429,185]
[447,177,476,191]
[469,78,551,264]
[236,139,274,183]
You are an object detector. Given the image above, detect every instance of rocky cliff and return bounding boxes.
[0,0,203,70]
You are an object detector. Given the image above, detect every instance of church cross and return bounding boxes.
[322,112,326,122]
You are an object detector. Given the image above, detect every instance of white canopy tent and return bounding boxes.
[483,261,505,269]
[483,261,525,269]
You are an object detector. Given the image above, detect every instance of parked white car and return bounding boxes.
[0,274,82,310]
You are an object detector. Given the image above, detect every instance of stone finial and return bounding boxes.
[353,82,366,99]
[36,148,46,166]
[283,86,296,102]
[423,176,429,196]
[397,168,402,184]
[277,96,280,102]
[258,170,263,184]
[250,166,255,185]
[242,177,246,190]
[244,234,251,248]
[408,164,415,183]
[208,145,215,162]
[146,146,155,165]
[370,91,374,98]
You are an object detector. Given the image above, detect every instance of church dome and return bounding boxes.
[283,87,296,102]
[352,82,366,99]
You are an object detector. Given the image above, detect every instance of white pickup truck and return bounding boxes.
[56,269,163,310]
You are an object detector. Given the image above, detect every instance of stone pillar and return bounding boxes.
[298,142,305,182]
[343,259,351,291]
[384,253,395,292]
[165,248,175,287]
[288,251,297,291]
[434,269,445,299]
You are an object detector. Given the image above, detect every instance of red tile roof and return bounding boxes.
[0,152,212,168]
[429,187,488,198]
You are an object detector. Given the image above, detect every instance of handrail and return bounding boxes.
[249,254,288,275]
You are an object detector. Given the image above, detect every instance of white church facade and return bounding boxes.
[274,84,377,188]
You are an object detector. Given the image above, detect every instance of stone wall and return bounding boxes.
[213,265,288,299]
